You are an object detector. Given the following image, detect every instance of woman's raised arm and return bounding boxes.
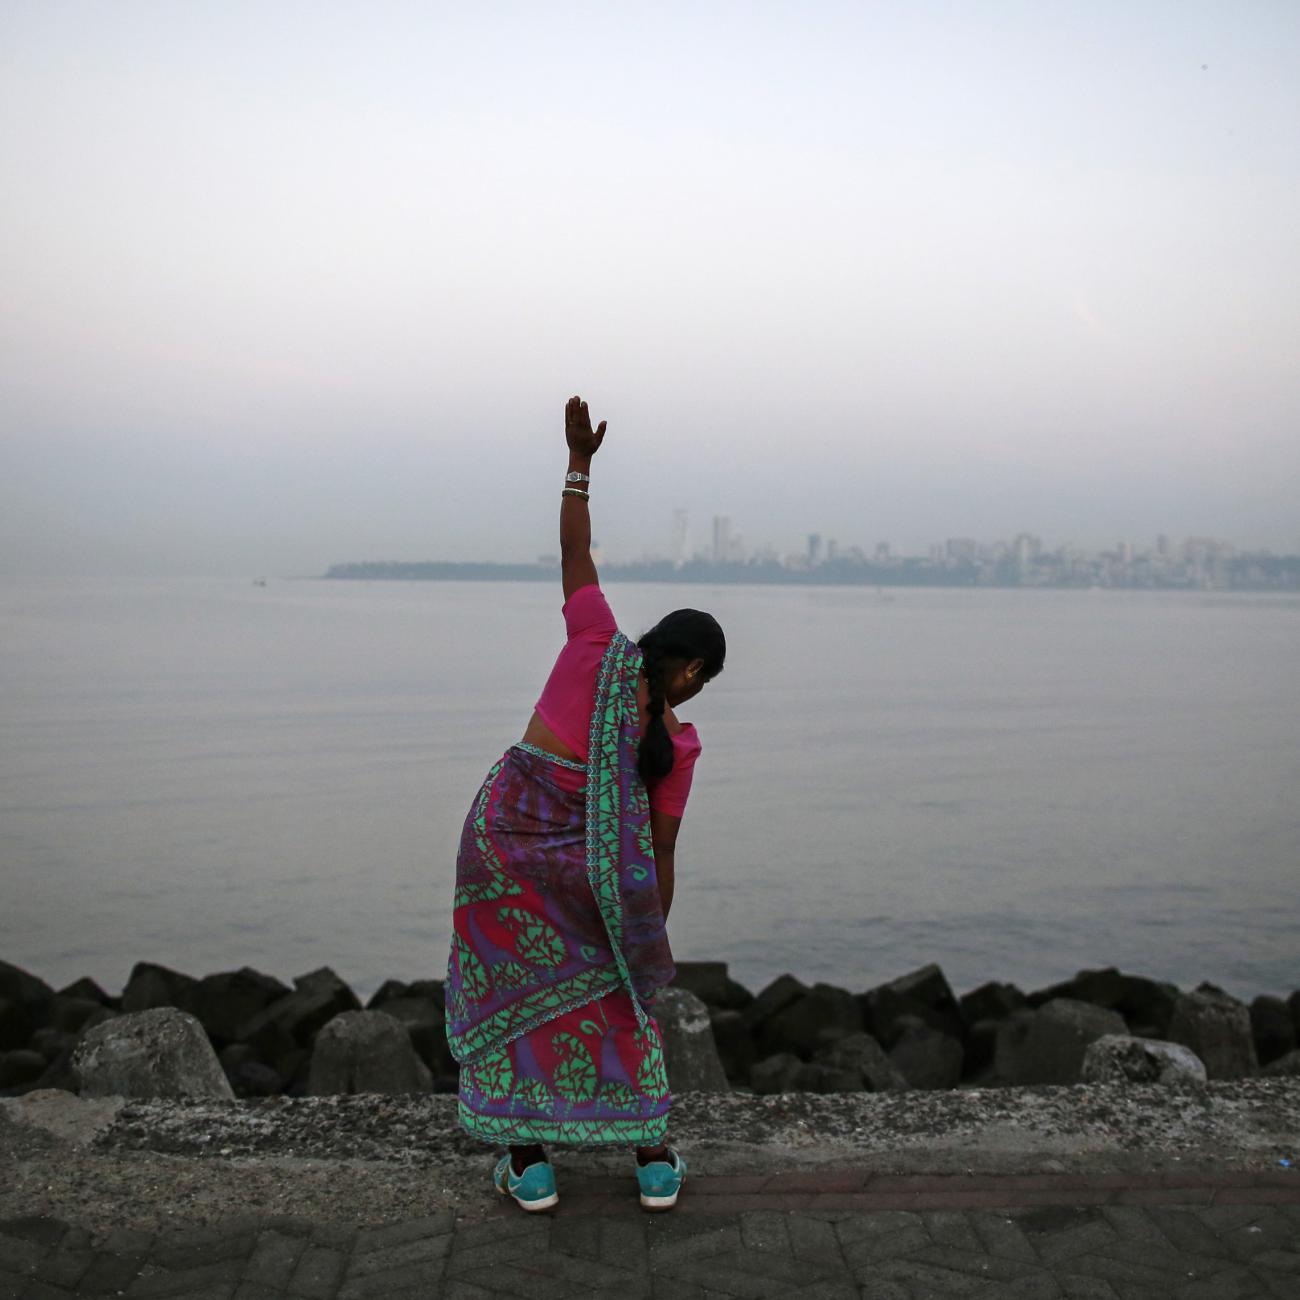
[561,395,606,602]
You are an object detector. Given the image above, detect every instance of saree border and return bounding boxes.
[446,962,624,1064]
[456,1102,669,1147]
[584,632,651,1034]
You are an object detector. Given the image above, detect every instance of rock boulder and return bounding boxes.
[654,988,729,1091]
[1261,1049,1300,1078]
[1249,995,1296,1067]
[813,1031,908,1092]
[959,981,1028,1025]
[371,996,455,1082]
[48,996,105,1035]
[307,1010,433,1095]
[56,977,115,1007]
[365,979,409,1009]
[669,962,754,1011]
[120,962,202,1016]
[887,1015,963,1090]
[192,967,292,1046]
[406,979,444,1002]
[750,1051,803,1094]
[761,982,864,1059]
[0,960,57,1049]
[1,1049,48,1090]
[740,974,809,1040]
[995,999,1126,1086]
[1081,1034,1208,1085]
[234,966,362,1060]
[961,1019,1001,1079]
[1167,983,1258,1079]
[860,964,966,1048]
[72,1007,234,1100]
[707,1008,757,1083]
[1027,967,1181,1039]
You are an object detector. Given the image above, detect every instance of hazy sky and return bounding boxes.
[3,1,1298,575]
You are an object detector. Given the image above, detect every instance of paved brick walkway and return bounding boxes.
[2,1170,1297,1299]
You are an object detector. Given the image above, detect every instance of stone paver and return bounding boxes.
[1,1172,1297,1299]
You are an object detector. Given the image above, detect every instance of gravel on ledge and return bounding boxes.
[3,1080,1297,1234]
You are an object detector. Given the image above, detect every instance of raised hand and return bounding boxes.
[565,395,607,460]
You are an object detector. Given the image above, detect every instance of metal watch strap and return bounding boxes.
[564,471,591,483]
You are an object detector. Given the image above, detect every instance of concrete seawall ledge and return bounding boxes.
[4,1078,1297,1232]
[4,1082,1298,1299]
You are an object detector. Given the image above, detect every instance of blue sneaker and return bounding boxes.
[636,1146,687,1210]
[493,1152,559,1211]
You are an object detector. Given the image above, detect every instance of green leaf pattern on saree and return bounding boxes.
[496,906,568,969]
[596,1081,642,1113]
[487,959,535,992]
[634,1025,669,1097]
[471,1046,515,1101]
[550,1030,598,1102]
[455,934,492,1002]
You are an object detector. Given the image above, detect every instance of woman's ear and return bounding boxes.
[685,657,706,682]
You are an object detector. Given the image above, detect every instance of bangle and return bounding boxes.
[564,470,591,483]
[562,487,590,500]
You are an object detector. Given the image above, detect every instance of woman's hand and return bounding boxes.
[565,395,607,460]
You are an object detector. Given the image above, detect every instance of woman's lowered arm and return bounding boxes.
[650,807,679,920]
[561,395,607,603]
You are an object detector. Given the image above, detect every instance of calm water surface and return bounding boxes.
[2,576,1297,1003]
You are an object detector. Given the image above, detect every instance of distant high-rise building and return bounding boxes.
[1118,539,1133,564]
[875,541,891,560]
[712,515,731,564]
[945,537,979,563]
[1012,532,1041,578]
[671,508,689,567]
[807,533,822,565]
[826,538,838,562]
[1156,533,1171,557]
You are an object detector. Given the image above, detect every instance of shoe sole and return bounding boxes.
[495,1172,559,1211]
[639,1174,685,1210]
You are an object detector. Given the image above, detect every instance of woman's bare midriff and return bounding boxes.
[521,679,681,763]
[521,711,582,762]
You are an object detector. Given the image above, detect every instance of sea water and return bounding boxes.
[2,575,1297,1003]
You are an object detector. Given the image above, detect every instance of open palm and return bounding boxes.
[565,395,606,458]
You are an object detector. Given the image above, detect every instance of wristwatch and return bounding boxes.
[564,471,591,483]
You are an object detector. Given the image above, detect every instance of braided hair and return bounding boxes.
[636,608,726,786]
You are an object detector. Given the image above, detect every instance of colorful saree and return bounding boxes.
[444,632,676,1145]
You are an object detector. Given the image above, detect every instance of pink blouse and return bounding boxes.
[534,584,701,817]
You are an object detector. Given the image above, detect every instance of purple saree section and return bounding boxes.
[445,634,675,1064]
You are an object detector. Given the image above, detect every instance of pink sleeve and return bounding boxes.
[648,727,701,818]
[563,584,617,640]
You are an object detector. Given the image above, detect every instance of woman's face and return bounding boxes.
[664,657,708,708]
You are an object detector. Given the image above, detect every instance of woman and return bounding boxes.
[444,395,726,1213]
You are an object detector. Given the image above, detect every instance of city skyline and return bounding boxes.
[631,509,1271,571]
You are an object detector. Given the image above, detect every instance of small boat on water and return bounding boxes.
[253,577,267,587]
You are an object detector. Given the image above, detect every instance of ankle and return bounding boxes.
[510,1144,546,1174]
[636,1144,670,1166]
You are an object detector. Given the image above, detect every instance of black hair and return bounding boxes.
[636,609,726,786]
